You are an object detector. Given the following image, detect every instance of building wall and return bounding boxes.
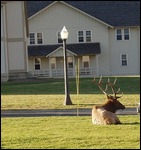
[28,1,140,76]
[1,1,28,81]
[28,1,111,76]
[109,27,140,75]
[1,4,9,81]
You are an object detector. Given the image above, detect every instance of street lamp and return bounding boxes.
[60,26,73,105]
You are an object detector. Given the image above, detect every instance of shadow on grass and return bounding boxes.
[122,122,140,125]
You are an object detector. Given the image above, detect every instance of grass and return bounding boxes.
[1,76,140,95]
[1,115,140,149]
[1,77,140,110]
[1,77,140,149]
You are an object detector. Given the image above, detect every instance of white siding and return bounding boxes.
[6,1,24,38]
[1,41,6,73]
[8,42,25,70]
[29,2,111,75]
[29,2,109,44]
[109,28,140,75]
[1,4,8,81]
[28,1,140,76]
[1,1,28,81]
[5,1,28,72]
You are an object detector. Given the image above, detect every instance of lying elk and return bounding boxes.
[92,76,125,125]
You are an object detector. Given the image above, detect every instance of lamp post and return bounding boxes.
[60,26,73,105]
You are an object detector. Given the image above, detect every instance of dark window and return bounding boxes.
[35,58,41,70]
[124,29,129,40]
[58,32,63,43]
[121,54,128,66]
[116,29,122,40]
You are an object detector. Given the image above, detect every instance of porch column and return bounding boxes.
[49,57,52,77]
[73,56,75,77]
[96,55,99,76]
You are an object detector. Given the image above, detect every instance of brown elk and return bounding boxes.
[92,76,125,125]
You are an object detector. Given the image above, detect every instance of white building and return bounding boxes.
[27,1,140,78]
[2,1,139,80]
[1,1,28,81]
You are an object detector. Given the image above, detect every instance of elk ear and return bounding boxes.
[107,95,115,101]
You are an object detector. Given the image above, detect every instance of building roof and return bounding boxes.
[27,1,140,27]
[28,43,101,57]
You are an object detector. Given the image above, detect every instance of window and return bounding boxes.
[82,56,89,68]
[35,58,41,70]
[51,58,56,69]
[37,33,43,44]
[116,29,130,40]
[78,31,84,42]
[57,32,63,43]
[29,33,35,44]
[121,54,128,66]
[68,57,73,68]
[78,30,92,42]
[116,29,122,40]
[86,31,91,42]
[29,32,43,45]
[124,29,129,40]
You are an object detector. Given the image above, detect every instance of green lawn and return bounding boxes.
[1,77,140,109]
[1,115,140,149]
[1,77,140,149]
[1,76,140,95]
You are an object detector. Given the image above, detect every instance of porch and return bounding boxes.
[28,67,97,78]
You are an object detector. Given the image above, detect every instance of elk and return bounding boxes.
[92,76,125,125]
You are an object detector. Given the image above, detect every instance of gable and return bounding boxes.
[46,46,76,57]
[27,1,140,27]
[28,1,112,28]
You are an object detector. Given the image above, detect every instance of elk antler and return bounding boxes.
[92,76,123,98]
[92,76,108,95]
[107,78,123,98]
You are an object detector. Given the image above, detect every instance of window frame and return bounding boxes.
[57,32,63,44]
[77,30,92,43]
[68,57,73,68]
[34,58,41,70]
[29,32,44,45]
[120,54,128,66]
[116,28,130,41]
[82,56,90,68]
[50,57,56,69]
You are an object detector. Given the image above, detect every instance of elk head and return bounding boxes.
[92,76,125,113]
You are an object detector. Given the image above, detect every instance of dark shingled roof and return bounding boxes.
[27,1,140,27]
[28,43,101,57]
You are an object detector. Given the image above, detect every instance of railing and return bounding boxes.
[28,67,97,78]
[28,70,50,78]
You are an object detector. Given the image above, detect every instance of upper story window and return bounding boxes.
[35,58,41,70]
[78,30,92,43]
[29,33,35,44]
[37,33,43,44]
[29,32,43,45]
[116,29,130,41]
[78,31,84,42]
[116,29,122,40]
[124,29,130,40]
[120,54,128,66]
[86,31,92,42]
[57,32,63,44]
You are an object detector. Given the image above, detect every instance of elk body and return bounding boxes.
[92,76,125,125]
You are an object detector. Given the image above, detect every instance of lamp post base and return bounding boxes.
[63,95,73,105]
